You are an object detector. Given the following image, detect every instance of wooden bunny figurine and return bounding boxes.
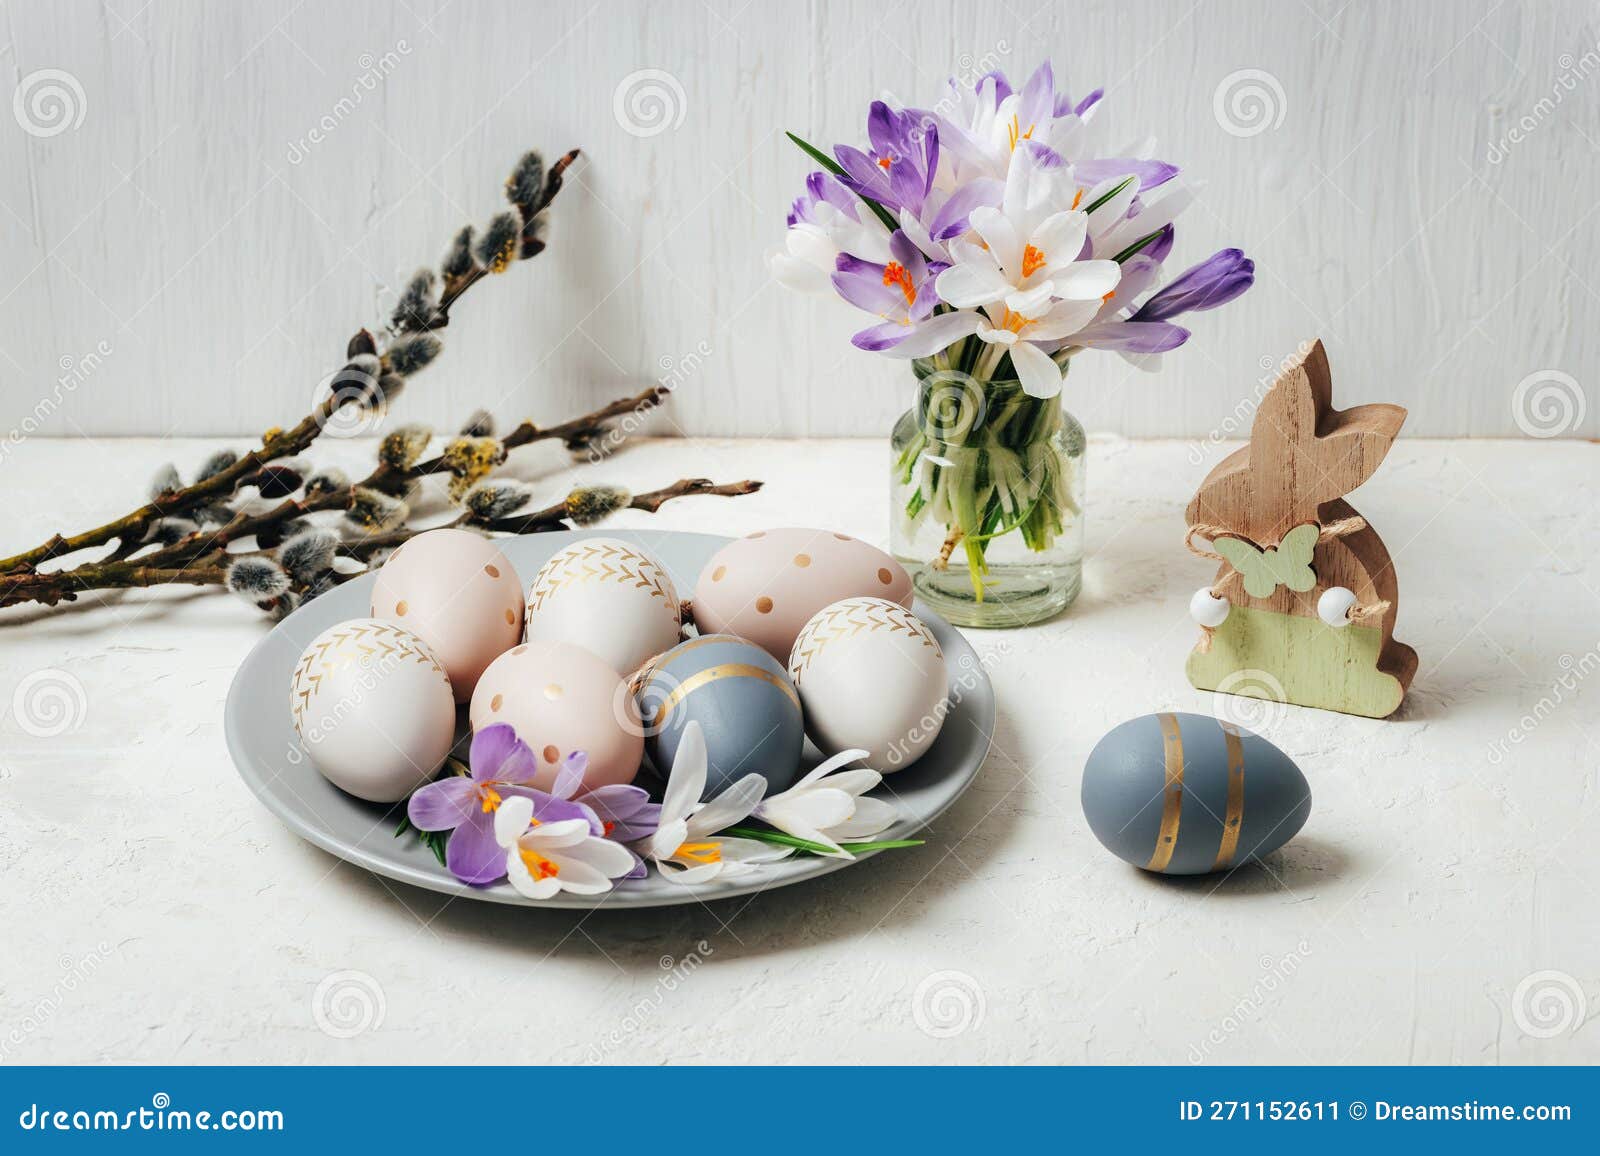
[1185,340,1417,718]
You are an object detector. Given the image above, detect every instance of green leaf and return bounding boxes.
[784,130,901,233]
[785,131,844,176]
[1081,175,1134,216]
[840,838,927,853]
[394,810,449,867]
[1114,229,1167,264]
[725,824,925,857]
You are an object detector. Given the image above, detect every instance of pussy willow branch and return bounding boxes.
[334,479,762,561]
[0,149,582,578]
[1,480,761,611]
[124,383,672,575]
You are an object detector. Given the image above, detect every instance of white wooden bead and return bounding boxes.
[1189,587,1231,628]
[1318,586,1359,627]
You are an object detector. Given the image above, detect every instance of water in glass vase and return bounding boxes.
[890,363,1086,628]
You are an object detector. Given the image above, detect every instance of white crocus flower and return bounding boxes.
[492,795,637,900]
[935,145,1121,398]
[642,721,793,884]
[768,189,894,294]
[753,748,897,858]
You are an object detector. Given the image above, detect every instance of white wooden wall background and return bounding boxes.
[1,0,1596,440]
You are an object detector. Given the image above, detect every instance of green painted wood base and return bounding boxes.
[1187,604,1406,719]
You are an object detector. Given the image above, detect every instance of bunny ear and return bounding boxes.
[1189,341,1409,542]
[1315,403,1407,495]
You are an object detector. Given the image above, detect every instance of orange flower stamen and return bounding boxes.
[479,786,503,813]
[674,841,722,865]
[882,261,916,308]
[519,847,561,881]
[1021,245,1046,278]
[1071,187,1084,210]
[1006,115,1034,152]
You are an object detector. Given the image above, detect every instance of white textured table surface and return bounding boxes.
[1,434,1595,1065]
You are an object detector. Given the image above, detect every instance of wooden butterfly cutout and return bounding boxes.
[1212,523,1319,598]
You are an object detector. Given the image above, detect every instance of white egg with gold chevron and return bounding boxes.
[288,617,456,803]
[788,596,947,771]
[524,536,682,677]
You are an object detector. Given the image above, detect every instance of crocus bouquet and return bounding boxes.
[398,722,917,898]
[774,62,1254,621]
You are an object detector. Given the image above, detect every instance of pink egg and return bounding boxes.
[468,640,643,791]
[371,527,524,702]
[692,527,913,661]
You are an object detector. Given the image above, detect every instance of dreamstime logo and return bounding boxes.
[1212,69,1286,138]
[13,69,87,138]
[1487,40,1600,164]
[585,943,713,1062]
[286,42,413,164]
[11,669,87,738]
[1188,940,1313,1063]
[911,41,1013,144]
[311,363,388,438]
[585,340,709,463]
[918,369,989,442]
[883,641,1010,768]
[311,970,386,1038]
[613,69,686,137]
[1186,342,1313,466]
[289,646,410,763]
[912,970,985,1039]
[618,664,675,740]
[1485,645,1599,765]
[1511,369,1586,438]
[1210,668,1288,732]
[1511,970,1587,1039]
[0,942,114,1062]
[0,340,112,466]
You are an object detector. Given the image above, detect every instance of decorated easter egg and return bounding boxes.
[468,640,642,791]
[371,527,523,702]
[636,634,803,797]
[289,618,456,803]
[788,597,947,770]
[1081,713,1311,875]
[692,528,913,661]
[524,537,682,676]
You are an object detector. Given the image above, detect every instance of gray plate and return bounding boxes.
[223,529,994,909]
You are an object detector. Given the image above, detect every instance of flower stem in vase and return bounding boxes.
[890,356,1086,628]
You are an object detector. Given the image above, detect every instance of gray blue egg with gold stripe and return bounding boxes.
[1081,712,1311,875]
[636,634,804,798]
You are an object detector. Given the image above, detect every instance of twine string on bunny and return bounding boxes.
[1185,516,1388,652]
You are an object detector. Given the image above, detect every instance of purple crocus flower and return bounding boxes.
[1073,157,1180,191]
[1133,249,1255,322]
[407,724,592,886]
[545,751,660,881]
[834,101,938,215]
[831,230,979,357]
[787,170,860,228]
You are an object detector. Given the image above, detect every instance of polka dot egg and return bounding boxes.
[468,640,642,791]
[692,527,912,662]
[371,527,523,703]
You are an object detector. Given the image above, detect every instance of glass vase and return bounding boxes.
[890,359,1086,628]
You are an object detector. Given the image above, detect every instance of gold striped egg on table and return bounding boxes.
[692,527,913,662]
[370,526,524,702]
[787,596,947,771]
[289,617,456,803]
[1080,712,1311,875]
[523,536,683,677]
[634,634,803,796]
